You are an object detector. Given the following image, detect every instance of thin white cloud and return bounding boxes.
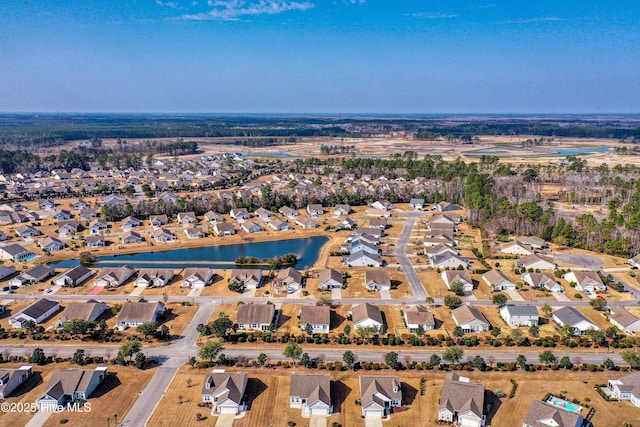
[182,0,314,21]
[156,0,179,8]
[412,12,459,20]
[501,16,563,24]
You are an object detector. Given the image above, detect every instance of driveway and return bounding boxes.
[331,287,342,300]
[310,414,327,427]
[364,416,383,427]
[380,289,391,299]
[553,293,571,302]
[25,409,51,427]
[506,290,524,302]
[215,413,236,427]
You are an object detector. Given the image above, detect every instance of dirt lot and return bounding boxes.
[148,365,636,427]
[0,362,154,427]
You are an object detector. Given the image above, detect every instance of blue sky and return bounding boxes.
[0,0,639,113]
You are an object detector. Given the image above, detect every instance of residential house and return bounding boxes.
[116,301,165,330]
[266,218,292,231]
[522,400,584,427]
[52,210,72,221]
[359,375,402,418]
[290,374,332,417]
[409,198,425,210]
[88,219,108,235]
[230,208,250,220]
[352,303,384,330]
[86,235,107,248]
[79,208,97,220]
[482,270,516,291]
[39,236,66,251]
[441,270,474,293]
[57,220,79,237]
[181,268,214,288]
[71,199,88,210]
[337,218,357,230]
[55,300,108,329]
[121,231,143,244]
[500,305,539,327]
[213,222,236,236]
[345,250,383,267]
[177,211,198,225]
[515,236,548,249]
[404,306,436,333]
[452,304,491,333]
[371,200,394,210]
[15,225,38,239]
[365,208,391,217]
[294,218,320,229]
[424,243,458,258]
[306,204,324,217]
[344,239,379,256]
[10,265,56,287]
[521,272,564,292]
[300,305,330,334]
[273,267,302,293]
[94,266,136,287]
[151,228,176,243]
[149,214,168,227]
[0,265,16,281]
[254,207,274,219]
[204,211,225,223]
[608,372,640,407]
[629,254,640,270]
[497,241,535,256]
[236,302,277,332]
[278,206,299,218]
[39,199,56,209]
[515,254,556,271]
[364,270,391,291]
[184,227,206,239]
[430,253,469,269]
[54,265,95,287]
[563,271,606,297]
[37,367,108,410]
[241,221,264,233]
[609,308,640,334]
[120,216,141,231]
[333,204,351,217]
[368,218,388,230]
[552,306,599,335]
[9,298,60,328]
[229,269,263,289]
[438,373,485,427]
[134,268,175,288]
[318,268,342,290]
[201,371,248,415]
[0,366,33,399]
[436,201,461,212]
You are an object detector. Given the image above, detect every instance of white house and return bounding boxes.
[352,303,384,330]
[116,302,165,330]
[318,268,342,290]
[290,374,332,417]
[452,304,491,333]
[0,366,33,399]
[300,305,331,334]
[608,372,640,407]
[482,270,516,291]
[609,308,640,334]
[181,268,213,288]
[95,266,136,287]
[364,269,391,291]
[441,270,473,293]
[563,271,606,297]
[54,265,95,287]
[430,252,468,269]
[345,251,382,267]
[404,306,436,333]
[201,371,248,415]
[500,305,539,327]
[134,268,175,288]
[497,241,534,256]
[552,306,599,335]
[9,299,60,328]
[515,254,556,271]
[37,367,108,411]
[522,272,564,292]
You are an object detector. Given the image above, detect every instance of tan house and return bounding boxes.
[300,305,331,334]
[404,306,436,333]
[236,302,277,332]
[201,371,248,415]
[438,373,485,427]
[451,304,491,333]
[359,375,402,418]
[37,367,108,410]
[290,373,332,417]
[116,302,165,330]
[364,269,391,291]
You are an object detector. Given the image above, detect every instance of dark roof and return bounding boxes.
[21,299,59,320]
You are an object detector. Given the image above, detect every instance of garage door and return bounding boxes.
[310,407,329,416]
[365,408,383,418]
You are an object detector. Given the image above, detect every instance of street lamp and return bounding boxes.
[105,417,110,427]
[114,414,118,425]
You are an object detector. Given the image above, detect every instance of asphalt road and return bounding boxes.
[395,211,429,300]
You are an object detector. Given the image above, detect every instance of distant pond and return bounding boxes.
[52,236,329,270]
[472,145,611,157]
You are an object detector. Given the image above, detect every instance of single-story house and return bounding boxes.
[116,301,165,330]
[497,241,535,256]
[0,243,34,262]
[267,219,292,231]
[608,372,640,407]
[521,272,564,292]
[436,201,461,212]
[273,267,303,293]
[120,216,141,230]
[404,305,436,333]
[55,299,108,329]
[333,204,351,217]
[213,222,236,236]
[149,214,168,227]
[552,306,599,335]
[300,305,331,334]
[438,373,485,427]
[9,298,60,328]
[563,271,606,296]
[254,207,274,219]
[515,236,547,249]
[409,198,425,210]
[500,305,539,327]
[609,308,640,334]
[177,211,197,224]
[53,265,95,287]
[236,302,277,332]
[229,269,263,289]
[135,268,175,288]
[151,228,176,243]
[318,268,342,290]
[364,269,391,291]
[37,367,108,410]
[184,227,206,239]
[39,236,65,251]
[230,208,249,220]
[359,375,402,418]
[121,231,143,244]
[95,266,136,287]
[352,303,384,330]
[88,219,108,235]
[482,270,517,291]
[345,250,383,267]
[10,264,56,287]
[86,235,107,247]
[522,400,583,427]
[241,221,265,233]
[515,254,557,271]
[441,270,474,293]
[430,252,469,269]
[204,211,225,223]
[290,374,332,417]
[0,265,16,281]
[306,204,324,217]
[201,371,248,415]
[294,218,320,229]
[278,206,299,217]
[452,304,491,333]
[181,268,214,288]
[0,365,33,399]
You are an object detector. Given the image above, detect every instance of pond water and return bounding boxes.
[52,236,329,270]
[472,145,611,157]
